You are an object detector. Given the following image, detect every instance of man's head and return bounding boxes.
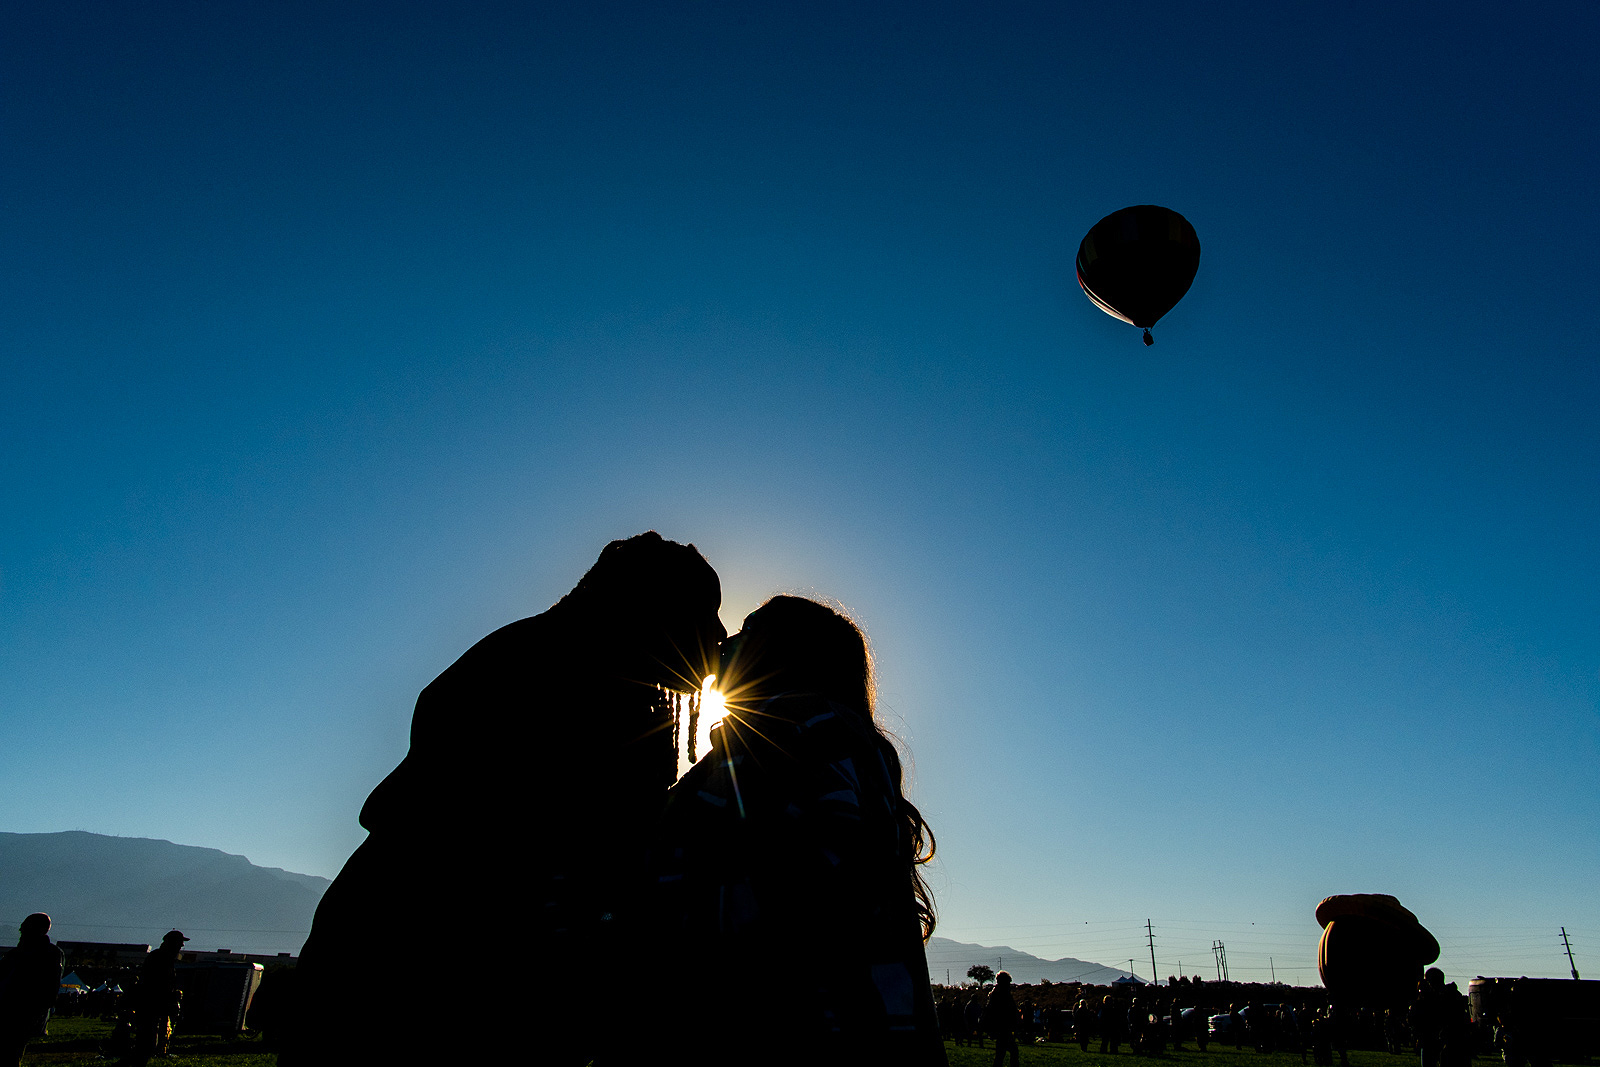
[162,930,190,947]
[564,532,725,691]
[20,913,50,936]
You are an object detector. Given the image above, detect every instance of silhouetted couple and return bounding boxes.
[283,532,945,1066]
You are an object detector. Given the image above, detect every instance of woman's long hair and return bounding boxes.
[729,595,937,940]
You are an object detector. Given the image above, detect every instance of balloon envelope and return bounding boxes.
[1315,894,1440,1007]
[1076,205,1201,333]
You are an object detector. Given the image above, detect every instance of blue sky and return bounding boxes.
[3,1,1596,976]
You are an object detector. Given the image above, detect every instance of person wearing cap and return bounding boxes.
[126,931,187,1067]
[0,913,64,1067]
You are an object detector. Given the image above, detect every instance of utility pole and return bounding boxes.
[1562,928,1580,980]
[1270,957,1276,983]
[1147,919,1159,987]
[1212,940,1229,983]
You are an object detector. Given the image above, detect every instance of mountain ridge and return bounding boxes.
[925,936,1133,985]
[0,831,330,955]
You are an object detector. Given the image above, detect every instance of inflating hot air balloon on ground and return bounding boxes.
[1316,893,1440,1007]
[1076,205,1201,345]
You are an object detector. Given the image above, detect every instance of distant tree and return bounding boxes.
[1040,978,1052,987]
[967,964,995,987]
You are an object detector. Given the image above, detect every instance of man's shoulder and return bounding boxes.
[463,611,562,655]
[423,610,568,688]
[15,939,62,964]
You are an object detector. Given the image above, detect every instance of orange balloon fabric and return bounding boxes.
[1315,893,1440,1007]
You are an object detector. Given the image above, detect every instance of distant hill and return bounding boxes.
[926,936,1132,985]
[0,831,330,956]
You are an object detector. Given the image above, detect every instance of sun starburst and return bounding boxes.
[699,673,728,735]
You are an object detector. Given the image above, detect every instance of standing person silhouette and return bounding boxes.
[982,971,1022,1067]
[282,532,724,1067]
[127,930,186,1067]
[629,596,945,1066]
[0,913,63,1067]
[1100,994,1126,1054]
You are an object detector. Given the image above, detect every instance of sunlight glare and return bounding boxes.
[674,674,732,781]
[698,673,728,749]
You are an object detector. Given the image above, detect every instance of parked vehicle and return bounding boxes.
[1209,1004,1298,1040]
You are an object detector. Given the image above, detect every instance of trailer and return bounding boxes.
[1468,977,1600,1066]
[174,961,265,1034]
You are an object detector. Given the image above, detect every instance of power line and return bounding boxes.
[6,920,310,935]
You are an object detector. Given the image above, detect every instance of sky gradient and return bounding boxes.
[3,1,1596,978]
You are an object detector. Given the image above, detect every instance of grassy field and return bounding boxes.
[21,1019,1456,1067]
[22,1015,275,1066]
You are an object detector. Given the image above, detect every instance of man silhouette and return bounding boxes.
[282,533,724,1067]
[0,913,64,1067]
[982,971,1022,1067]
[127,930,186,1067]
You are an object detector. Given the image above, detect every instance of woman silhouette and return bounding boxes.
[632,596,946,1066]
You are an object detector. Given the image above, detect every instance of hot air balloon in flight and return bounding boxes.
[1316,893,1440,1007]
[1076,205,1201,345]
